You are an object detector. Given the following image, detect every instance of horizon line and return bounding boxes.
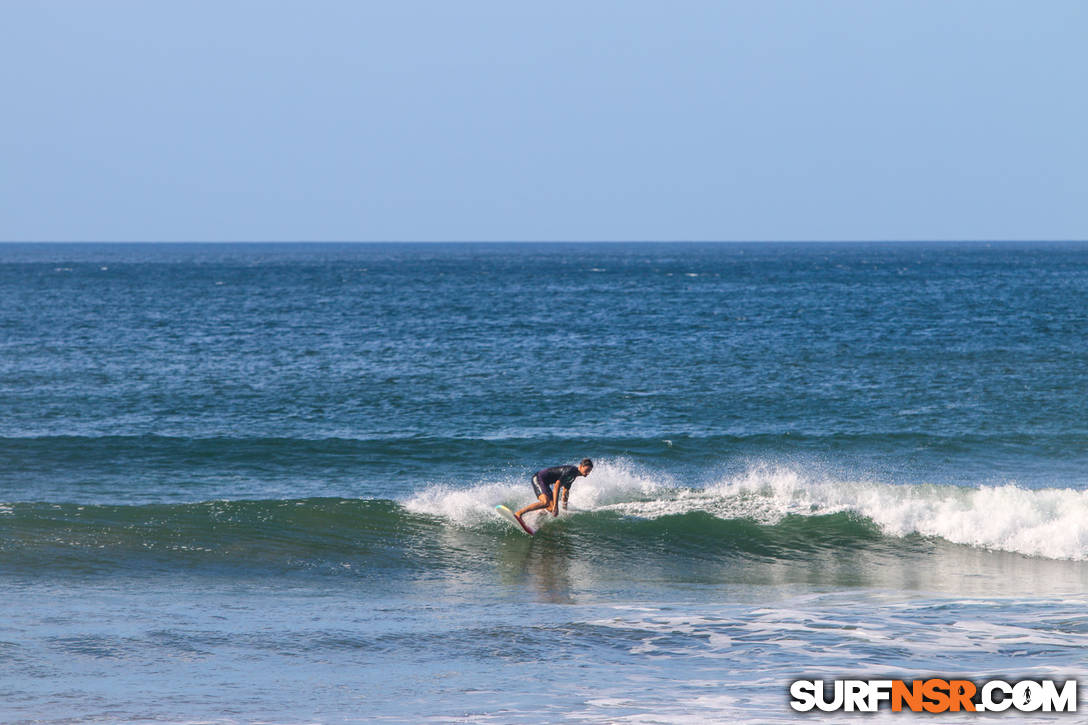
[3,239,1087,245]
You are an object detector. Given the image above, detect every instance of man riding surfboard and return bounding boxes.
[514,458,593,528]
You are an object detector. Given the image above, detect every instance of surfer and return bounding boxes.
[514,458,593,527]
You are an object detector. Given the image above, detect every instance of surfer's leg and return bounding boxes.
[516,474,552,520]
[515,493,550,520]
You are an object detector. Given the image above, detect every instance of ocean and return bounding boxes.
[2,241,1087,723]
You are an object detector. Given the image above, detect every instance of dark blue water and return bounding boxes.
[3,242,1088,722]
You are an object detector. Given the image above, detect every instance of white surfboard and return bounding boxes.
[495,504,535,535]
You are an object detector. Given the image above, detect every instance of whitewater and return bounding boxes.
[404,460,1088,561]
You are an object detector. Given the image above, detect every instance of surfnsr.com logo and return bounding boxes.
[789,679,1078,713]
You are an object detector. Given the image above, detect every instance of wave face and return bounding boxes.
[5,463,1088,586]
[407,461,1088,561]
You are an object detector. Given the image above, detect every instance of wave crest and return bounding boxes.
[411,461,1088,560]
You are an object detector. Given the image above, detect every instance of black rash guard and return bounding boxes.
[531,465,580,501]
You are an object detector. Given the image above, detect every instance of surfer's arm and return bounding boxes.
[561,487,569,510]
[552,482,562,516]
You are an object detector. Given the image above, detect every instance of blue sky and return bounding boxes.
[2,1,1085,241]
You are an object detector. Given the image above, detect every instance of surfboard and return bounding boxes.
[495,504,535,535]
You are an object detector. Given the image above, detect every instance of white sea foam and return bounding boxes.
[701,463,1088,560]
[402,459,667,525]
[402,478,527,526]
[565,458,670,508]
[404,460,1088,560]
